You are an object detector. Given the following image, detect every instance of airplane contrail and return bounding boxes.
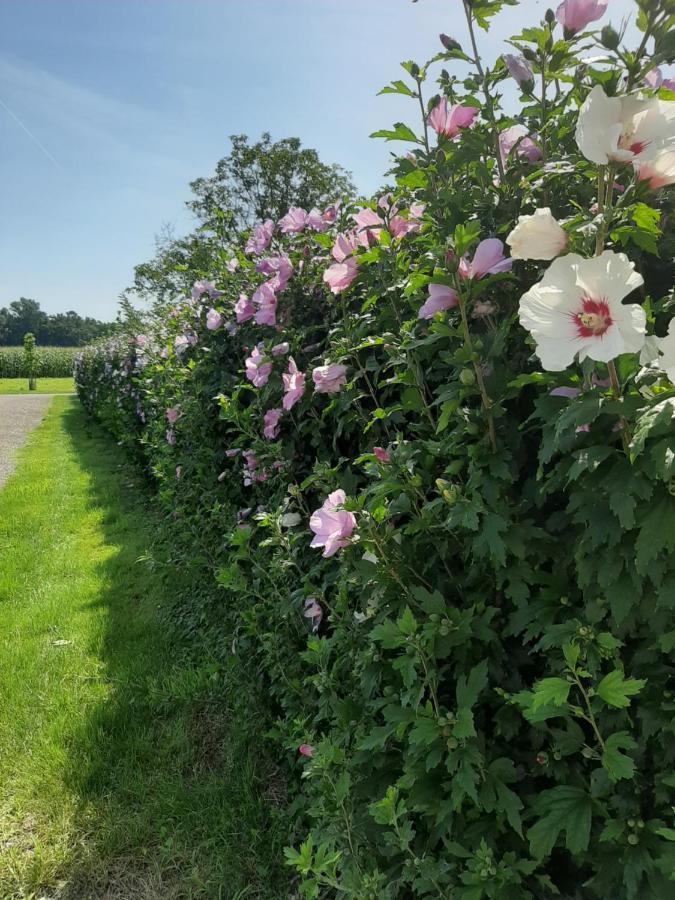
[0,94,61,169]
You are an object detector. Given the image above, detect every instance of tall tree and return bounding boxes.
[187,133,356,234]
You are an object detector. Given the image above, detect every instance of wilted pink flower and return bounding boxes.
[166,406,180,425]
[499,125,543,168]
[644,67,663,89]
[245,345,273,387]
[243,450,258,470]
[555,0,607,34]
[282,357,306,410]
[166,429,176,445]
[175,465,182,479]
[373,447,391,463]
[312,364,348,394]
[459,239,512,280]
[306,208,329,232]
[298,744,314,758]
[135,334,147,348]
[323,258,358,294]
[225,448,241,458]
[303,598,323,633]
[174,334,189,355]
[245,219,275,255]
[503,53,534,87]
[192,279,222,301]
[332,233,356,262]
[279,206,308,234]
[263,407,282,440]
[550,386,581,399]
[472,300,496,318]
[409,201,426,219]
[272,342,290,357]
[226,257,239,273]
[235,293,255,323]
[418,284,459,319]
[309,489,356,557]
[252,282,278,326]
[428,99,478,137]
[206,308,223,330]
[322,205,338,224]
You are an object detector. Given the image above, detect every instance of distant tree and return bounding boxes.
[22,332,37,390]
[187,133,356,234]
[0,298,113,346]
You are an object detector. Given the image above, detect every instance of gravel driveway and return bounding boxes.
[0,395,54,489]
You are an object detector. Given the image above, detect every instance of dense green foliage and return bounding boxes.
[0,298,114,347]
[0,398,287,898]
[76,1,675,897]
[0,345,78,378]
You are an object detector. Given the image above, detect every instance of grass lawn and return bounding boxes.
[0,397,288,899]
[0,377,75,394]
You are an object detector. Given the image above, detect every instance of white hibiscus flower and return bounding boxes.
[656,320,675,382]
[506,208,568,260]
[575,85,675,176]
[518,250,646,371]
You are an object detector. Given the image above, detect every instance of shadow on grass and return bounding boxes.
[58,403,290,900]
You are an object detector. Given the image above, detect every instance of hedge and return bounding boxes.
[75,1,675,897]
[0,346,77,378]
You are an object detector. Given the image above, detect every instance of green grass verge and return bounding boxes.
[0,377,75,394]
[0,397,288,899]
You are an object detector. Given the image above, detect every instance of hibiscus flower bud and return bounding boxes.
[600,24,620,50]
[506,208,569,261]
[440,33,462,53]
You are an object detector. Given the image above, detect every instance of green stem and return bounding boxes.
[455,285,497,452]
[462,0,505,180]
[415,77,431,156]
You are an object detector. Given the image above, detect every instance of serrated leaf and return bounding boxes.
[370,122,420,144]
[601,731,637,782]
[596,670,646,709]
[528,786,592,859]
[531,677,571,711]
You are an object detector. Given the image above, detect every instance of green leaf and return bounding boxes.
[409,715,440,747]
[397,606,417,636]
[601,731,637,782]
[370,122,420,144]
[635,498,675,575]
[378,79,416,98]
[596,670,646,709]
[531,677,571,711]
[528,786,592,859]
[563,643,580,669]
[456,660,489,710]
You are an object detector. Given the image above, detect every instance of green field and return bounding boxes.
[0,345,78,378]
[0,377,75,394]
[0,397,287,898]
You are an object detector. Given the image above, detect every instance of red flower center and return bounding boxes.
[574,297,613,338]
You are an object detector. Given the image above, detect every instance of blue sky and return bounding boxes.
[0,0,639,320]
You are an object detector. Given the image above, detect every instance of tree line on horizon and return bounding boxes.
[0,298,115,347]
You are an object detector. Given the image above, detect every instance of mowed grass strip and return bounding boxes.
[0,397,288,899]
[0,377,75,394]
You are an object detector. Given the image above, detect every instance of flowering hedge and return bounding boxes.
[76,1,675,896]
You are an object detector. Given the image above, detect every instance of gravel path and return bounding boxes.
[0,395,54,489]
